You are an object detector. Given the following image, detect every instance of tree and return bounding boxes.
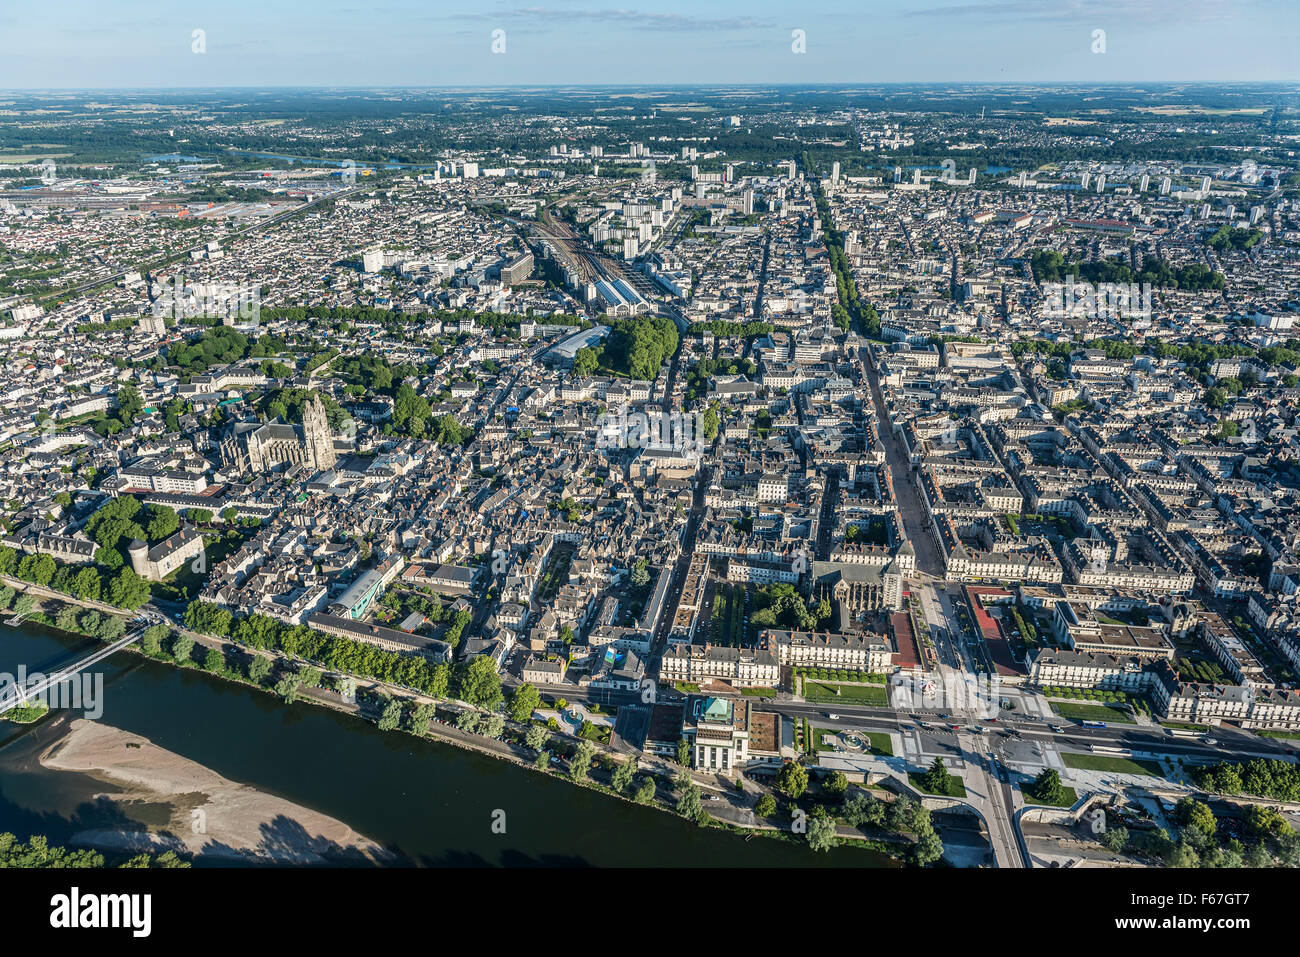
[525,724,549,752]
[776,762,809,799]
[1030,768,1065,805]
[1245,843,1273,868]
[377,698,403,731]
[1165,840,1200,868]
[630,559,650,589]
[822,770,848,802]
[483,713,505,738]
[247,656,271,685]
[455,655,502,709]
[321,672,351,700]
[107,569,151,610]
[808,809,838,852]
[675,738,692,766]
[572,347,600,376]
[701,404,719,440]
[203,648,224,672]
[634,776,657,804]
[676,779,704,823]
[98,615,126,642]
[455,710,481,733]
[922,757,951,796]
[1243,803,1291,837]
[755,793,778,817]
[535,750,551,771]
[171,635,195,664]
[298,666,322,689]
[71,567,101,602]
[275,673,300,704]
[886,795,915,832]
[611,756,638,794]
[185,601,232,636]
[914,828,945,866]
[141,624,167,655]
[13,594,36,616]
[570,741,595,783]
[508,682,541,724]
[55,605,81,634]
[409,702,436,735]
[1103,826,1130,853]
[842,789,884,829]
[1176,797,1217,838]
[145,504,180,543]
[0,586,13,610]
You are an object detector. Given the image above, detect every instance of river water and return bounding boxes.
[0,622,896,867]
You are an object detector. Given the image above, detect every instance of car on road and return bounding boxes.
[1049,724,1065,733]
[828,713,841,720]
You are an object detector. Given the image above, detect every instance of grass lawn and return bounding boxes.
[1063,752,1163,777]
[865,732,893,756]
[1,703,48,724]
[909,771,967,798]
[1049,700,1136,724]
[1257,729,1300,741]
[1162,721,1211,732]
[819,728,893,756]
[803,680,888,706]
[738,687,778,698]
[673,682,701,694]
[1021,783,1078,807]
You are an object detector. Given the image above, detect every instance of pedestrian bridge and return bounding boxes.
[0,628,142,715]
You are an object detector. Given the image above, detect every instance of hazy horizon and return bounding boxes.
[4,0,1297,89]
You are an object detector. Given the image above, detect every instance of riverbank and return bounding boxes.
[4,595,910,865]
[40,719,396,865]
[0,620,898,867]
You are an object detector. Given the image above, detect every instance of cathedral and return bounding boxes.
[221,395,338,475]
[808,558,904,614]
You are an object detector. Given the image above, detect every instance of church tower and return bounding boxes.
[303,395,337,471]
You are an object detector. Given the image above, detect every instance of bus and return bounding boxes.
[1081,720,1107,730]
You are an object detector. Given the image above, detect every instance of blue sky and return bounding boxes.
[2,0,1297,88]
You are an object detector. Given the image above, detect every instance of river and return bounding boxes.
[0,621,896,867]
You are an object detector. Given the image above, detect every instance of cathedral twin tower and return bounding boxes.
[223,394,339,475]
